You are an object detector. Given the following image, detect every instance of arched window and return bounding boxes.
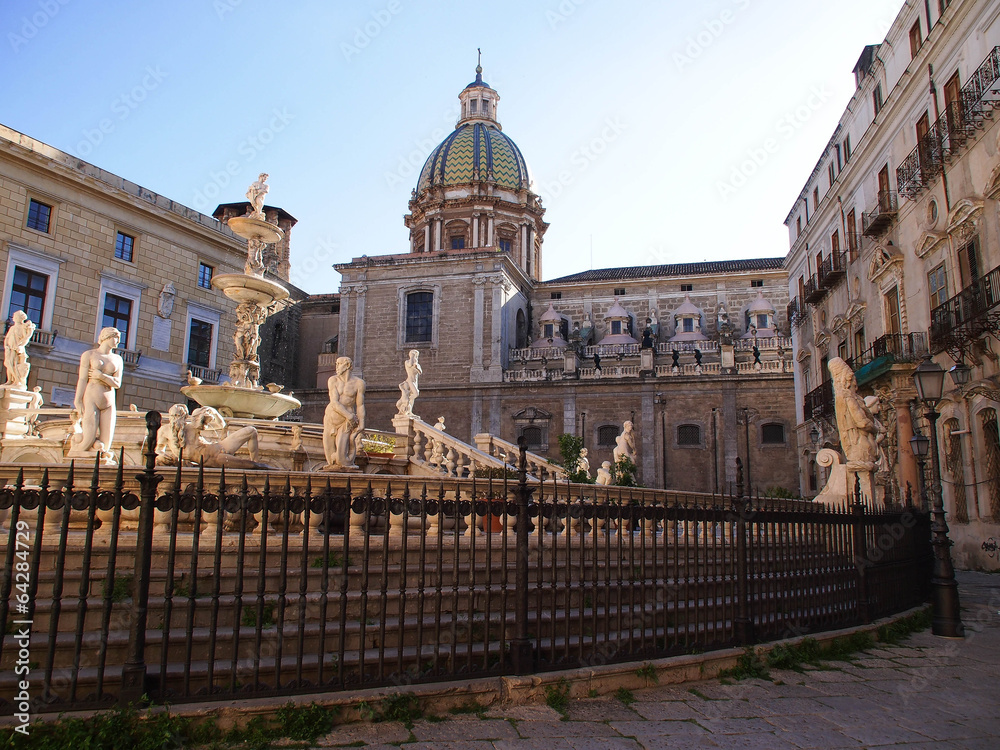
[522,426,542,450]
[980,408,1000,521]
[597,425,619,447]
[515,309,527,348]
[761,423,785,444]
[677,424,700,446]
[405,291,433,343]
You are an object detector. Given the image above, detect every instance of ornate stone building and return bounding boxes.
[295,67,800,494]
[784,0,1000,566]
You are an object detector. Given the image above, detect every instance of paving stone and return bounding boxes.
[514,720,620,738]
[410,717,519,741]
[626,737,722,750]
[607,719,710,737]
[697,717,784,735]
[774,728,863,748]
[838,723,937,746]
[316,722,412,746]
[688,699,774,719]
[565,739,644,750]
[628,700,704,721]
[562,697,641,722]
[407,742,496,750]
[486,705,564,721]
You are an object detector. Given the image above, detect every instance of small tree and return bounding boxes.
[557,433,594,483]
[612,455,639,487]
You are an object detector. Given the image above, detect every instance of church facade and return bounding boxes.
[295,66,800,493]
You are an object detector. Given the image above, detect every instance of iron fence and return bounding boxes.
[0,413,932,715]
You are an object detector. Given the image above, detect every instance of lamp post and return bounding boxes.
[909,430,929,511]
[912,357,965,639]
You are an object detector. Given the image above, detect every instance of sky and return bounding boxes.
[3,0,904,294]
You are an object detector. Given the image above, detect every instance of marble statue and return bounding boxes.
[246,173,269,220]
[3,310,35,389]
[433,416,446,431]
[157,282,176,318]
[865,395,889,476]
[613,420,636,464]
[70,327,123,462]
[395,349,422,416]
[25,386,43,436]
[596,460,613,486]
[157,403,265,468]
[829,357,878,471]
[323,356,366,469]
[575,447,591,479]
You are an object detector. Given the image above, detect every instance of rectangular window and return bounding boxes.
[8,267,48,325]
[198,262,214,289]
[796,217,801,236]
[885,286,901,335]
[846,209,858,260]
[114,231,135,262]
[613,287,626,296]
[683,318,694,333]
[405,291,433,343]
[844,135,852,162]
[680,284,692,292]
[498,238,512,253]
[873,83,884,116]
[835,144,842,170]
[450,236,465,250]
[756,313,768,329]
[611,320,622,335]
[550,292,562,300]
[928,264,948,309]
[26,199,51,233]
[909,20,922,58]
[813,186,820,211]
[187,318,213,368]
[854,326,866,358]
[831,230,840,254]
[957,237,981,286]
[751,279,763,288]
[102,293,133,346]
[828,162,836,187]
[839,341,848,360]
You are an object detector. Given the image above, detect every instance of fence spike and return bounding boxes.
[116,448,125,485]
[40,467,48,492]
[90,452,101,490]
[14,467,23,490]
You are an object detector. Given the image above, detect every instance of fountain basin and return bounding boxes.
[211,274,289,305]
[181,384,301,419]
[227,215,284,244]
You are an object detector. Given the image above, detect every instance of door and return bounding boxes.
[846,209,857,259]
[944,72,962,136]
[877,165,891,210]
[885,286,901,336]
[916,111,931,168]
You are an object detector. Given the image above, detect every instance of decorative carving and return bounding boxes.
[3,310,35,389]
[156,403,266,468]
[946,198,984,241]
[157,282,176,318]
[395,349,422,417]
[915,232,948,259]
[868,243,903,282]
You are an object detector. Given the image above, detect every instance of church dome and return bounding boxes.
[417,122,530,193]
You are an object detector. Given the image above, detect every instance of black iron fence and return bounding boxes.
[0,414,932,715]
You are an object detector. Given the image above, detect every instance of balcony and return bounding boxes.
[849,332,928,386]
[115,348,142,368]
[188,364,223,384]
[819,250,847,289]
[27,327,57,351]
[844,233,866,262]
[862,190,898,237]
[898,46,1000,200]
[929,264,1000,354]
[787,298,805,329]
[804,379,834,421]
[803,274,826,304]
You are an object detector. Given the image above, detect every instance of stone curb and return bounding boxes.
[9,604,929,730]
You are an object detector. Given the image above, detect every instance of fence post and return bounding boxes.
[851,473,871,624]
[510,436,534,674]
[120,411,163,705]
[733,458,754,645]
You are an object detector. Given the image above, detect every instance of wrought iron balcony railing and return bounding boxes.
[897,46,1000,199]
[929,264,1000,353]
[187,364,223,384]
[819,250,848,289]
[803,274,826,304]
[787,297,805,329]
[804,379,834,420]
[862,190,898,237]
[848,332,929,386]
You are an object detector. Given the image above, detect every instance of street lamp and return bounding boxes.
[809,425,820,447]
[911,357,965,639]
[908,430,928,510]
[948,360,972,387]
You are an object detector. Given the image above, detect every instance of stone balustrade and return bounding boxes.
[473,433,568,482]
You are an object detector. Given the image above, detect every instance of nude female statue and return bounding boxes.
[71,327,123,461]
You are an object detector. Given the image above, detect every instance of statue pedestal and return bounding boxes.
[0,386,35,439]
[640,348,654,374]
[720,344,735,372]
[563,351,578,376]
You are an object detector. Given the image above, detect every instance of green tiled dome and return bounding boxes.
[417,122,530,192]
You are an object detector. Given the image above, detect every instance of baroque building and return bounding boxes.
[295,67,800,494]
[784,0,1000,566]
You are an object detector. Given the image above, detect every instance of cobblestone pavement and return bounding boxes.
[315,571,999,749]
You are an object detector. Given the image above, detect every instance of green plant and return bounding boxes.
[473,465,518,479]
[763,485,797,499]
[376,693,423,727]
[635,662,658,685]
[877,607,931,644]
[102,574,133,604]
[311,551,351,568]
[587,688,598,698]
[274,702,337,741]
[544,678,571,715]
[450,700,487,718]
[242,603,276,629]
[557,433,594,483]
[614,687,635,706]
[611,455,639,487]
[718,647,770,681]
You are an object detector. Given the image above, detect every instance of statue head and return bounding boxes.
[828,357,856,390]
[408,349,420,362]
[98,327,121,347]
[11,310,27,325]
[864,395,881,414]
[336,356,353,375]
[623,420,633,432]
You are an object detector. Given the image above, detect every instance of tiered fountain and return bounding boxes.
[181,175,301,419]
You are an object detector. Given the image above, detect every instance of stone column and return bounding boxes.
[472,276,487,370]
[641,390,655,486]
[423,223,430,252]
[338,285,350,367]
[722,383,738,487]
[487,213,495,247]
[352,285,367,377]
[436,218,443,251]
[895,402,920,502]
[488,275,507,380]
[520,223,528,267]
[472,213,480,247]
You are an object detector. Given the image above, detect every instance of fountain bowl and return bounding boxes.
[181,384,301,419]
[211,274,290,305]
[227,215,284,244]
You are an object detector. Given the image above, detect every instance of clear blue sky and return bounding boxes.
[3,0,901,293]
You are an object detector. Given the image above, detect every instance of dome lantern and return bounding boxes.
[458,52,500,126]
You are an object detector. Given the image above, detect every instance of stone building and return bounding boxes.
[295,66,800,494]
[0,124,299,413]
[783,0,1000,566]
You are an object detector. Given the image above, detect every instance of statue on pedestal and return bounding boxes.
[246,173,269,220]
[395,349,422,416]
[69,327,123,463]
[596,461,613,486]
[575,447,591,479]
[157,404,265,468]
[323,356,366,469]
[829,357,878,471]
[613,420,636,464]
[3,310,35,389]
